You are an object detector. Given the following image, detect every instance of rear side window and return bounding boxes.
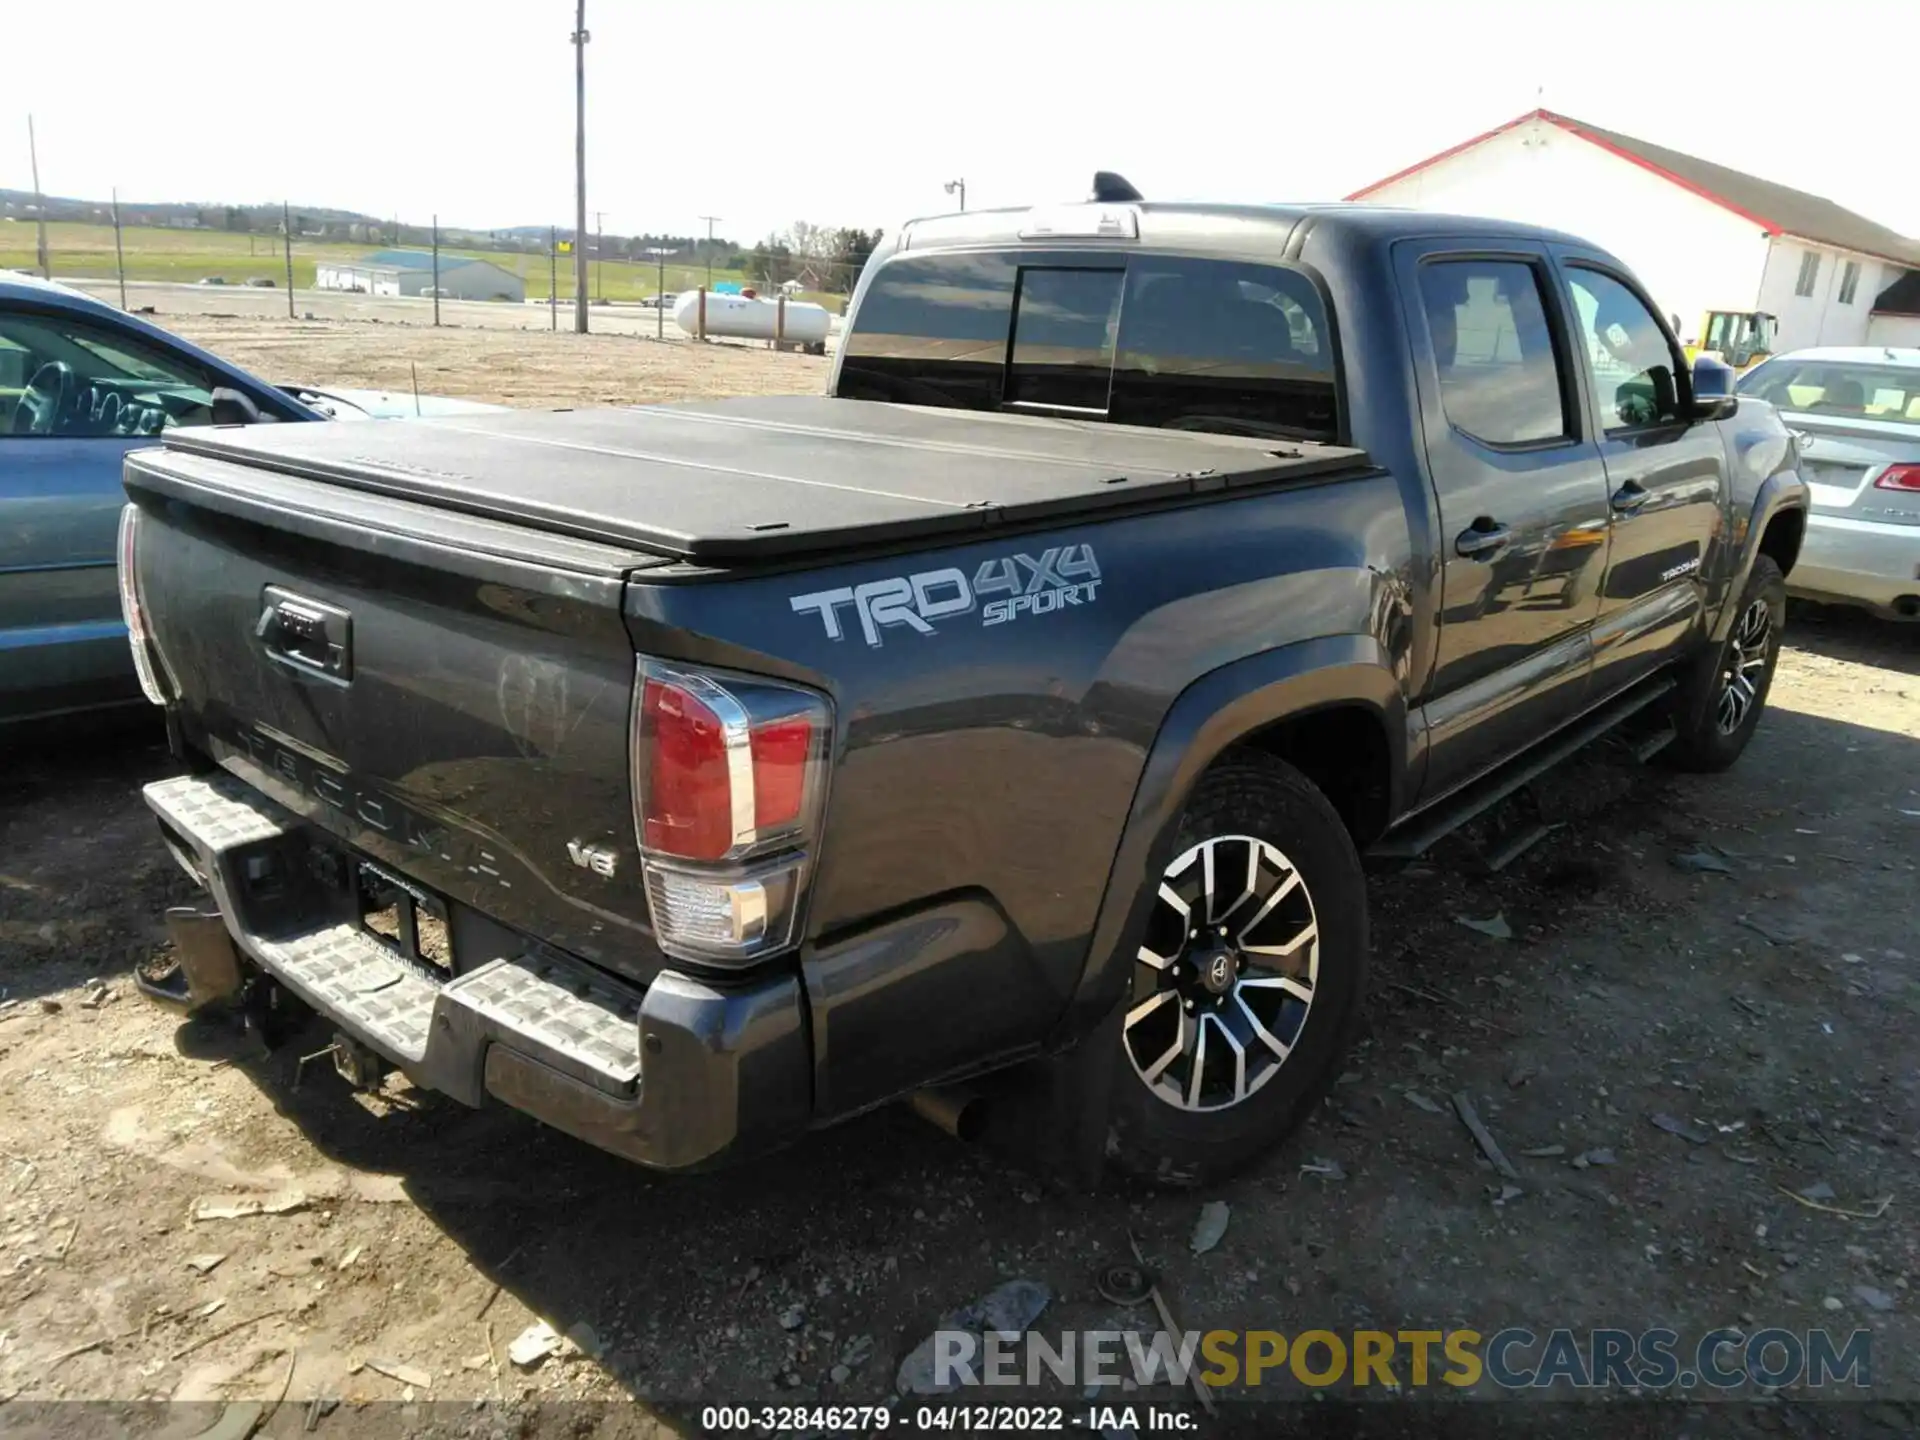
[1418,260,1570,447]
[838,251,1339,441]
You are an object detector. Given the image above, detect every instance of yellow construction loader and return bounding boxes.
[1683,311,1776,373]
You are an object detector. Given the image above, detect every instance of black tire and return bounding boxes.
[1106,752,1369,1188]
[1664,556,1786,773]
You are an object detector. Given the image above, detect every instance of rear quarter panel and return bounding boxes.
[627,475,1415,1101]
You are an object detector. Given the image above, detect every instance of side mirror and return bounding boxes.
[1690,354,1739,423]
[210,387,265,426]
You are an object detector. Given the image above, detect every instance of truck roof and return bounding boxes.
[891,200,1606,262]
[149,396,1368,562]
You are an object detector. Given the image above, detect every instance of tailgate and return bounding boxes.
[123,445,665,983]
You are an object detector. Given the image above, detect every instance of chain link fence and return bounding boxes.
[1,200,873,337]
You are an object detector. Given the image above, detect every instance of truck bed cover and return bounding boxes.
[149,395,1369,561]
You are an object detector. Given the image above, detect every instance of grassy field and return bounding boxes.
[0,219,846,309]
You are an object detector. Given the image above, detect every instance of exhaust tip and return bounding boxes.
[908,1087,987,1143]
[1891,595,1920,618]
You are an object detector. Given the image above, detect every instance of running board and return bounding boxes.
[1369,675,1677,863]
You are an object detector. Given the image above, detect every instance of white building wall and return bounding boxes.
[1359,117,1774,344]
[1867,313,1920,347]
[1754,240,1899,352]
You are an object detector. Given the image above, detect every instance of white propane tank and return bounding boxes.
[673,290,831,346]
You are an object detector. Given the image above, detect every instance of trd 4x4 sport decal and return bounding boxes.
[790,544,1102,648]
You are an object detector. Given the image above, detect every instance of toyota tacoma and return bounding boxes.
[119,182,1808,1185]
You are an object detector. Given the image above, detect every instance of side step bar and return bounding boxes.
[1369,675,1676,863]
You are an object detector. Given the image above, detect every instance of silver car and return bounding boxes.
[1738,346,1920,620]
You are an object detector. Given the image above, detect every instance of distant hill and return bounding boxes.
[0,191,736,263]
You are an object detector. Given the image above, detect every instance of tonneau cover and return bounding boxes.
[151,395,1368,561]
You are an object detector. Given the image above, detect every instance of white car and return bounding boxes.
[1738,346,1920,620]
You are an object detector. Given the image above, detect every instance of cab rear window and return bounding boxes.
[838,251,1338,441]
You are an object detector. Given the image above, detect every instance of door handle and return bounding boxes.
[1454,522,1511,560]
[1610,481,1650,514]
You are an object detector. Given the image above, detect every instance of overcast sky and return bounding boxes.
[9,0,1917,246]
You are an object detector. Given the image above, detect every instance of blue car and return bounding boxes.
[0,273,500,727]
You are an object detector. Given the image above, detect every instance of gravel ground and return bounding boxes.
[1,317,1915,1436]
[160,311,831,411]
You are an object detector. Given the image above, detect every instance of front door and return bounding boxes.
[1396,242,1615,803]
[1552,257,1728,700]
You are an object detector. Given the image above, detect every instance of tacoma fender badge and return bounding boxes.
[566,841,618,878]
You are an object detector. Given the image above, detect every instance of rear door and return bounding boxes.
[1396,242,1614,802]
[1551,255,1727,698]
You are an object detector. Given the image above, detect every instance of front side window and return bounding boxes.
[1838,261,1861,306]
[1418,259,1570,446]
[1566,269,1683,430]
[1794,250,1821,298]
[0,308,217,438]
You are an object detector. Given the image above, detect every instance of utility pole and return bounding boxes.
[28,115,49,278]
[282,201,295,318]
[699,214,722,290]
[111,188,127,310]
[549,225,557,331]
[570,0,590,334]
[656,248,665,341]
[431,214,441,327]
[944,177,966,212]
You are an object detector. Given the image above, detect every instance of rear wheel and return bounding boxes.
[1106,753,1368,1187]
[1665,556,1785,772]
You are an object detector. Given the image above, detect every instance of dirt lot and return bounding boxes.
[161,312,831,410]
[2,320,1917,1435]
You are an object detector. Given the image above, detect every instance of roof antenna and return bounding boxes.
[1091,171,1143,203]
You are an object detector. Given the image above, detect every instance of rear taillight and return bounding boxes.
[117,504,167,706]
[633,659,831,965]
[1874,463,1920,492]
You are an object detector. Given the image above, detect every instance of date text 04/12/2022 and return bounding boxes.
[698,1405,1192,1432]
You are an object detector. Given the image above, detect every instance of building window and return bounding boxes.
[1794,250,1822,299]
[1838,261,1861,306]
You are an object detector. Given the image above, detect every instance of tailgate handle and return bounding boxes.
[257,588,353,683]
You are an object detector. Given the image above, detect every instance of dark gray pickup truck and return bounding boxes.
[120,188,1809,1185]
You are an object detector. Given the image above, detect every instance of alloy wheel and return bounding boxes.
[1715,597,1773,736]
[1123,835,1319,1112]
